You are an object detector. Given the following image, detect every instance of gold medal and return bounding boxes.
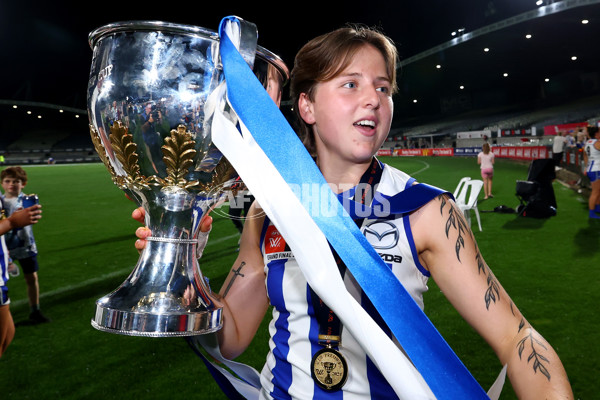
[310,346,348,391]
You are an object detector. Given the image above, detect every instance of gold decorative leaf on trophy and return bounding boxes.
[109,121,140,175]
[108,121,152,190]
[160,125,200,189]
[89,125,117,180]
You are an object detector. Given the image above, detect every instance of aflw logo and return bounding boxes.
[264,225,294,260]
[269,236,282,248]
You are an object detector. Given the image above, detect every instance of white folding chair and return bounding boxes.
[455,179,484,231]
[453,177,471,200]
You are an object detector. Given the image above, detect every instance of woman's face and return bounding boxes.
[299,44,394,168]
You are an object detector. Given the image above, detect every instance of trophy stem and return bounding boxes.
[91,210,223,337]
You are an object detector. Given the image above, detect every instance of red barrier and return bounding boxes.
[432,148,454,156]
[377,148,392,156]
[386,148,455,157]
[493,146,548,160]
[543,122,587,136]
[383,146,548,161]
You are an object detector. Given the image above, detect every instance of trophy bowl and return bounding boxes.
[87,20,288,337]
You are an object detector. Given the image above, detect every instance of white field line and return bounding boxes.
[409,159,430,176]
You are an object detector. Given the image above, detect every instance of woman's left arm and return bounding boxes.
[411,194,573,400]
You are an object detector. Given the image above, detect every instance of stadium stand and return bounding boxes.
[1,94,600,166]
[389,94,600,151]
[0,104,98,165]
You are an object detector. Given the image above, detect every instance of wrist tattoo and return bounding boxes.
[222,261,246,298]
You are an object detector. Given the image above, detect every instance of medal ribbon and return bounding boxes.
[310,158,382,348]
[212,16,492,399]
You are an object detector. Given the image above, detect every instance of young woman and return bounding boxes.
[135,26,573,399]
[478,142,495,199]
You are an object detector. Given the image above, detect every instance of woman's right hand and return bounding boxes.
[132,207,151,252]
[132,207,213,252]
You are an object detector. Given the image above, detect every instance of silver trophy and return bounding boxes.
[87,20,288,337]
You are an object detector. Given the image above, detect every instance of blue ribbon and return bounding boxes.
[340,182,452,220]
[218,16,489,399]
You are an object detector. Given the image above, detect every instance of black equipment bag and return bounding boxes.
[515,159,557,218]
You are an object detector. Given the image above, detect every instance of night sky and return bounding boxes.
[2,0,599,119]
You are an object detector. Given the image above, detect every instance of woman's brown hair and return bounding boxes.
[290,25,398,156]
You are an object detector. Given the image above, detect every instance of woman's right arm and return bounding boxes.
[216,202,270,359]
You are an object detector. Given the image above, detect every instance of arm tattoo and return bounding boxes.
[440,197,470,262]
[517,328,551,380]
[222,261,246,298]
[439,199,552,380]
[438,195,501,309]
[483,266,501,310]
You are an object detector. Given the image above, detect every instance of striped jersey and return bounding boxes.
[258,164,430,399]
[1,197,11,305]
[584,138,600,173]
[3,193,38,259]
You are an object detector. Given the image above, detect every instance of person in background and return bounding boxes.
[1,167,50,324]
[552,131,567,167]
[583,126,600,219]
[576,127,587,149]
[0,197,42,356]
[134,25,573,399]
[478,142,495,199]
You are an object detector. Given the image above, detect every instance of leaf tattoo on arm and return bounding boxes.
[484,272,501,309]
[517,330,551,381]
[475,243,501,309]
[439,196,501,309]
[442,200,469,262]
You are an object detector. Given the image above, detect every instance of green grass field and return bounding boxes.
[1,157,597,399]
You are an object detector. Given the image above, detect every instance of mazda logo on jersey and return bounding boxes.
[363,221,399,249]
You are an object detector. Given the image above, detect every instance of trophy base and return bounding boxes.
[91,302,223,337]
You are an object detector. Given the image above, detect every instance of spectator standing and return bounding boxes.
[552,131,567,167]
[1,167,50,324]
[478,142,495,199]
[576,127,587,148]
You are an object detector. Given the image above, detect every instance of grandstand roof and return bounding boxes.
[2,0,600,125]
